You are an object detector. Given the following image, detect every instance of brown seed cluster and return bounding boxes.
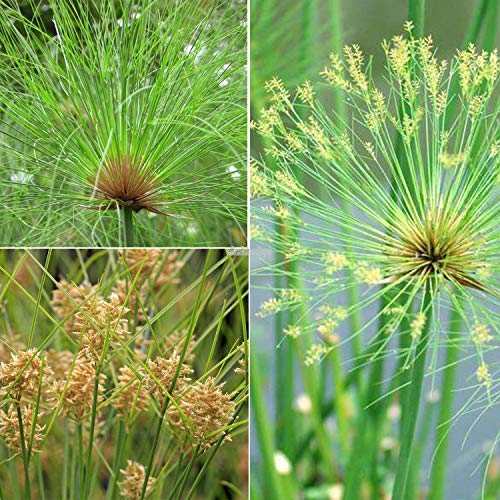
[144,352,193,403]
[73,293,130,361]
[113,366,150,418]
[119,460,155,499]
[53,355,106,420]
[0,349,53,401]
[0,251,244,491]
[0,404,45,455]
[168,377,236,449]
[122,249,183,289]
[51,279,98,334]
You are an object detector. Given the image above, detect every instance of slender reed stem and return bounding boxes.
[331,346,348,456]
[428,306,462,500]
[250,348,286,499]
[83,375,101,499]
[464,0,489,45]
[344,292,394,499]
[16,405,31,500]
[123,206,135,247]
[329,0,363,386]
[275,221,295,457]
[408,0,426,37]
[392,287,432,500]
[483,0,499,51]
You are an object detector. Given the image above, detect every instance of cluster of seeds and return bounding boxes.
[0,249,240,496]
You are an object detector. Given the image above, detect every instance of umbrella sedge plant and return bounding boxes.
[0,0,247,247]
[0,248,248,499]
[251,24,500,498]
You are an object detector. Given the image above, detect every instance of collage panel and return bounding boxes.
[0,249,248,498]
[0,0,247,247]
[250,1,500,499]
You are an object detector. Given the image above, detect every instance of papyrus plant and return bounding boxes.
[0,0,247,246]
[252,24,500,499]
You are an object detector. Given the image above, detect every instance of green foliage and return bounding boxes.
[0,0,247,246]
[251,23,500,499]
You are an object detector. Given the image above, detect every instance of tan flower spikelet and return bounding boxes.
[112,280,147,323]
[54,355,106,420]
[73,293,130,361]
[113,366,149,418]
[119,460,155,499]
[0,404,45,454]
[0,349,53,400]
[144,353,193,402]
[162,329,196,363]
[168,377,235,449]
[122,249,182,289]
[51,279,98,333]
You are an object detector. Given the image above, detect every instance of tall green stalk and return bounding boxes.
[428,306,461,500]
[483,0,499,51]
[17,405,31,500]
[123,207,135,247]
[392,288,432,499]
[250,348,287,499]
[408,0,426,37]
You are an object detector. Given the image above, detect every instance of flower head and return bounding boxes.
[0,404,45,455]
[253,31,500,372]
[119,460,155,499]
[0,349,53,401]
[167,376,235,448]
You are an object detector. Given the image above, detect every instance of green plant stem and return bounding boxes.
[16,405,31,500]
[407,397,439,499]
[392,288,432,500]
[123,206,135,247]
[108,419,126,499]
[428,306,462,500]
[331,345,348,457]
[464,0,489,45]
[140,406,166,500]
[344,286,404,499]
[483,0,499,50]
[250,348,287,499]
[83,375,101,499]
[408,0,426,37]
[275,223,295,458]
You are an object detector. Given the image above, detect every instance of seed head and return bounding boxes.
[51,279,98,333]
[119,460,155,499]
[0,403,45,455]
[0,349,53,401]
[384,204,488,291]
[167,376,235,449]
[73,292,130,361]
[143,353,193,403]
[54,355,106,420]
[113,366,149,419]
[122,249,182,289]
